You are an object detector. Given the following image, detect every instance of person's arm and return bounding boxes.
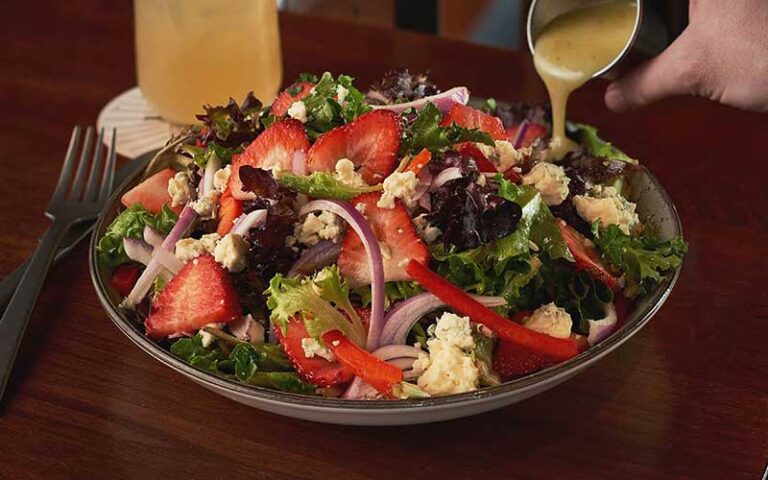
[605,0,768,113]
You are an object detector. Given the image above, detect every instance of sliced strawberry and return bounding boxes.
[456,142,497,173]
[557,219,621,291]
[441,104,506,141]
[493,338,557,380]
[273,317,354,388]
[144,255,241,339]
[110,264,141,297]
[505,123,548,148]
[121,168,181,214]
[338,192,429,287]
[271,81,314,117]
[230,120,310,200]
[306,110,401,185]
[216,188,243,236]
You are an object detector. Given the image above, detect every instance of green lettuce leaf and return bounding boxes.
[97,204,178,268]
[300,72,372,139]
[574,123,637,164]
[241,372,316,394]
[169,335,228,372]
[264,267,366,346]
[401,102,494,155]
[353,280,423,308]
[593,224,687,297]
[277,171,380,200]
[184,142,240,167]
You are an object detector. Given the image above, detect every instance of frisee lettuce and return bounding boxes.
[264,266,366,346]
[592,223,687,297]
[574,123,637,164]
[97,204,178,268]
[298,72,371,139]
[277,171,380,200]
[401,102,494,155]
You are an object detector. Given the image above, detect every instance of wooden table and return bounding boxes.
[1,3,766,479]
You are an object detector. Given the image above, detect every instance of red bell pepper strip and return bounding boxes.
[404,148,432,175]
[321,330,404,398]
[556,219,621,291]
[456,142,498,173]
[406,260,582,361]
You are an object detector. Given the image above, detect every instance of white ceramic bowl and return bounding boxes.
[90,149,682,426]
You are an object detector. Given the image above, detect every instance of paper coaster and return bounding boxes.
[97,87,183,160]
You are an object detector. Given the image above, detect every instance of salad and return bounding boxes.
[98,69,686,400]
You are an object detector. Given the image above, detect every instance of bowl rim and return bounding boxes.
[89,152,682,412]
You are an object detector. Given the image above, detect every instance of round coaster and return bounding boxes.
[96,87,183,160]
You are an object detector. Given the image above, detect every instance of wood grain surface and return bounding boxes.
[1,2,766,479]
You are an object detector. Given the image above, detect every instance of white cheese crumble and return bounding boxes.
[199,323,219,348]
[377,171,419,209]
[412,214,442,244]
[293,211,340,247]
[573,185,639,235]
[301,338,336,362]
[522,162,570,206]
[476,140,522,172]
[192,190,220,218]
[524,302,573,339]
[287,100,308,123]
[412,313,480,396]
[336,84,349,104]
[213,233,249,272]
[174,232,221,263]
[212,165,232,193]
[167,171,195,207]
[335,158,367,188]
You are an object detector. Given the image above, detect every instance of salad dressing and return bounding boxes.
[533,1,636,160]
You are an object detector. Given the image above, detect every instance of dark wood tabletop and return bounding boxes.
[1,2,766,479]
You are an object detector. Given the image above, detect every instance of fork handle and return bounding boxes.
[0,222,68,402]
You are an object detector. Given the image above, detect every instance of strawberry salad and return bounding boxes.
[98,70,686,399]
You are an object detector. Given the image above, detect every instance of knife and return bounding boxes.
[0,152,152,310]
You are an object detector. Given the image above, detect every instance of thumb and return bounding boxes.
[605,32,700,112]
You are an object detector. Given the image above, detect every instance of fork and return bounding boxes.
[0,126,116,401]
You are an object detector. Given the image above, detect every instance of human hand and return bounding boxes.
[605,0,768,113]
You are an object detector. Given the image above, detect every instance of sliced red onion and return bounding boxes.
[143,226,165,249]
[291,150,307,176]
[287,240,342,278]
[299,200,384,351]
[125,205,197,308]
[511,120,530,149]
[371,87,469,114]
[201,153,220,196]
[228,315,266,344]
[152,246,184,275]
[123,238,153,265]
[370,344,424,361]
[231,209,267,237]
[380,292,508,345]
[365,90,390,105]
[412,168,432,202]
[587,302,618,346]
[418,193,431,211]
[430,167,462,191]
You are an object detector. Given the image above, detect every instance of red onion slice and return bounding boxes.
[125,205,197,308]
[511,120,530,149]
[430,167,462,191]
[380,292,508,345]
[412,168,432,202]
[371,87,469,114]
[230,209,267,237]
[143,226,165,249]
[153,246,184,275]
[342,345,424,399]
[123,238,153,265]
[587,302,618,346]
[287,240,342,278]
[299,200,385,351]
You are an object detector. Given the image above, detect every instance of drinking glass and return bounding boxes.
[134,0,283,125]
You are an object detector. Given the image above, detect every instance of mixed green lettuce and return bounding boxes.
[574,123,637,164]
[97,204,178,268]
[277,171,381,200]
[401,102,494,155]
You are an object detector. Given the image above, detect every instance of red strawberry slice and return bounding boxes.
[441,104,506,141]
[306,110,401,185]
[273,317,354,388]
[505,123,548,148]
[557,219,621,291]
[145,255,241,339]
[229,120,310,200]
[271,81,314,117]
[110,264,141,297]
[121,168,181,214]
[338,192,429,287]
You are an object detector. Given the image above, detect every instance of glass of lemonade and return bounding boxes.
[134,0,282,125]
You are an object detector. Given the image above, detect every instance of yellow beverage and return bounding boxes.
[134,0,282,125]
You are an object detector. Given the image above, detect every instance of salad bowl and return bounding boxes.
[89,134,682,426]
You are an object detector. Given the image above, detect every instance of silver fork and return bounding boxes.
[0,126,116,401]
